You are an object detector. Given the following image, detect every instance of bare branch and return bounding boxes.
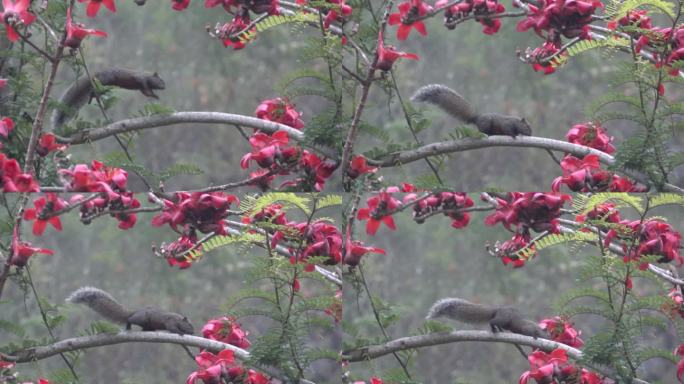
[55,112,338,160]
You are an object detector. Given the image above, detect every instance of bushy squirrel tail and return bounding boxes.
[66,286,131,324]
[426,297,496,323]
[411,84,478,123]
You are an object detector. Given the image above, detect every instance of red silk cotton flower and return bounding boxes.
[65,6,107,49]
[374,31,419,71]
[255,98,304,129]
[1,0,36,42]
[388,0,433,40]
[79,0,117,18]
[357,188,402,235]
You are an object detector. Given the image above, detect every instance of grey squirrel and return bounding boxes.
[426,297,546,338]
[411,84,532,137]
[50,67,166,130]
[66,287,194,335]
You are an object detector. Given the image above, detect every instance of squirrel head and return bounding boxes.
[178,317,195,335]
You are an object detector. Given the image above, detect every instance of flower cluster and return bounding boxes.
[551,154,645,192]
[255,98,305,130]
[202,316,251,349]
[519,349,608,384]
[484,192,570,234]
[409,192,475,228]
[437,0,506,35]
[523,40,562,74]
[492,232,534,268]
[539,316,584,348]
[566,122,615,154]
[152,192,239,236]
[605,219,683,269]
[157,233,199,269]
[74,192,141,230]
[576,202,621,225]
[1,0,36,42]
[23,193,67,236]
[186,350,269,384]
[388,0,433,40]
[516,0,603,42]
[0,152,39,192]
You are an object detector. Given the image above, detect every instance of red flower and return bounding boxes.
[344,241,385,266]
[388,0,432,41]
[247,369,270,384]
[202,316,251,349]
[186,350,238,384]
[323,0,353,29]
[78,0,117,18]
[1,0,35,42]
[374,31,419,71]
[23,193,67,236]
[151,192,238,235]
[59,160,128,198]
[216,14,253,49]
[516,0,602,41]
[347,155,377,179]
[10,227,53,267]
[36,133,68,157]
[495,233,533,267]
[0,117,13,138]
[357,188,402,235]
[172,0,191,10]
[526,41,563,74]
[539,316,584,347]
[519,348,569,384]
[566,122,615,154]
[65,6,107,49]
[255,98,304,129]
[0,153,39,192]
[484,192,570,234]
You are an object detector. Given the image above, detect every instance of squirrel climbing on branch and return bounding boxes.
[411,84,532,137]
[51,67,166,130]
[426,297,547,338]
[66,287,194,335]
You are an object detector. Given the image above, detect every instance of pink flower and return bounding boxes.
[539,316,584,347]
[23,193,67,236]
[255,98,304,129]
[202,317,251,349]
[1,0,35,42]
[78,0,117,18]
[65,6,107,49]
[388,0,432,40]
[374,31,419,71]
[566,122,615,154]
[0,117,14,138]
[172,0,191,10]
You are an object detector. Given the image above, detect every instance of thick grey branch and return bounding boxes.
[4,331,315,384]
[56,112,338,160]
[371,135,683,193]
[342,330,581,361]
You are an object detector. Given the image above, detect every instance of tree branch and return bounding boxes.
[55,112,338,160]
[370,135,683,193]
[3,331,316,384]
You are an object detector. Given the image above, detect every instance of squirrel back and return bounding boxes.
[66,286,132,324]
[51,67,166,130]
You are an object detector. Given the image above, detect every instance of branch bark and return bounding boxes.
[371,135,683,193]
[3,331,316,384]
[55,112,338,160]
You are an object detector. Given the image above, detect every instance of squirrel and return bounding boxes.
[411,84,532,137]
[426,297,546,338]
[66,287,194,335]
[50,67,166,130]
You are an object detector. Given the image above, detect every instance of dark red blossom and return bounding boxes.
[216,13,253,49]
[516,0,603,41]
[437,0,505,35]
[157,234,199,269]
[412,192,474,228]
[575,202,621,224]
[525,40,563,74]
[374,31,419,71]
[59,160,128,198]
[551,154,645,192]
[539,316,584,347]
[344,241,385,266]
[323,0,352,29]
[484,192,570,234]
[388,0,432,40]
[566,122,615,154]
[36,133,68,157]
[0,153,39,192]
[255,98,304,129]
[494,233,533,268]
[0,117,13,138]
[605,219,683,269]
[151,192,239,236]
[186,350,242,384]
[23,194,67,236]
[172,0,191,10]
[202,316,251,349]
[1,0,35,42]
[357,188,402,235]
[10,227,53,267]
[347,155,377,179]
[79,0,117,18]
[65,6,107,49]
